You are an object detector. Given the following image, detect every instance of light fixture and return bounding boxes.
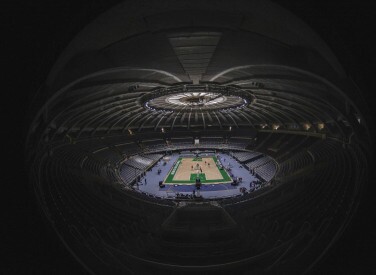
[272,124,280,130]
[303,123,311,130]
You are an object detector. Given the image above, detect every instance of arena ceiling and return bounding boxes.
[27,0,371,146]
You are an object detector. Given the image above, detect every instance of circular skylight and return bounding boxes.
[140,84,254,112]
[166,92,226,106]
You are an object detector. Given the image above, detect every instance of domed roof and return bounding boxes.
[46,0,346,92]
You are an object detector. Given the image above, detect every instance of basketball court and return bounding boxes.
[163,156,232,184]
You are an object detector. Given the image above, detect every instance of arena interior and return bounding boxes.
[24,0,373,274]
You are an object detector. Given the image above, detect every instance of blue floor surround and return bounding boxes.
[134,153,257,199]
